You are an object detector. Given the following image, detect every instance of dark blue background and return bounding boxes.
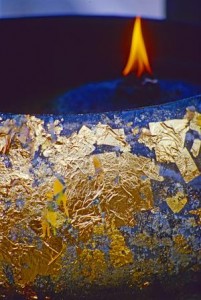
[0,14,201,114]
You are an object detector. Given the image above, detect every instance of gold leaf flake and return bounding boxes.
[47,119,63,136]
[53,178,69,217]
[26,116,52,156]
[132,126,139,135]
[149,119,189,163]
[139,119,189,163]
[191,139,201,157]
[175,148,200,183]
[109,227,133,268]
[166,192,187,213]
[139,118,200,182]
[93,155,104,175]
[173,235,192,254]
[95,123,130,152]
[78,125,96,145]
[149,119,189,140]
[79,248,106,281]
[138,130,158,151]
[189,208,201,225]
[190,112,201,134]
[0,236,62,286]
[121,152,163,182]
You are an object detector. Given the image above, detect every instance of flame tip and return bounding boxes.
[123,16,152,78]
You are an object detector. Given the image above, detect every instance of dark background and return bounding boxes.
[0,2,201,113]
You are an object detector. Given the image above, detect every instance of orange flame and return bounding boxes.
[123,17,152,78]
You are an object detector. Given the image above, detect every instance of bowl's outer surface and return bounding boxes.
[0,96,201,298]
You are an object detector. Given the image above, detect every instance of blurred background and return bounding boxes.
[1,0,201,23]
[0,0,166,19]
[0,0,200,113]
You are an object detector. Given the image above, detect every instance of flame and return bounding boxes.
[123,17,152,78]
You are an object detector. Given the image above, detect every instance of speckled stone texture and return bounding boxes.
[0,96,201,299]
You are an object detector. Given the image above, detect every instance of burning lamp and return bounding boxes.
[0,9,201,300]
[51,16,201,115]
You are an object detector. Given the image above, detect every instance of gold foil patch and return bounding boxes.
[109,226,133,268]
[190,112,201,134]
[95,123,130,152]
[191,139,201,157]
[166,192,187,213]
[139,119,189,163]
[189,208,201,225]
[132,126,139,135]
[79,248,106,281]
[139,116,200,182]
[173,235,192,254]
[149,119,189,163]
[78,125,96,145]
[0,112,200,292]
[175,148,200,183]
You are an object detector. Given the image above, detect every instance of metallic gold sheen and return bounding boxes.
[166,192,187,213]
[0,107,200,295]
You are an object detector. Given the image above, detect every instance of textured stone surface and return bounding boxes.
[0,96,201,299]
